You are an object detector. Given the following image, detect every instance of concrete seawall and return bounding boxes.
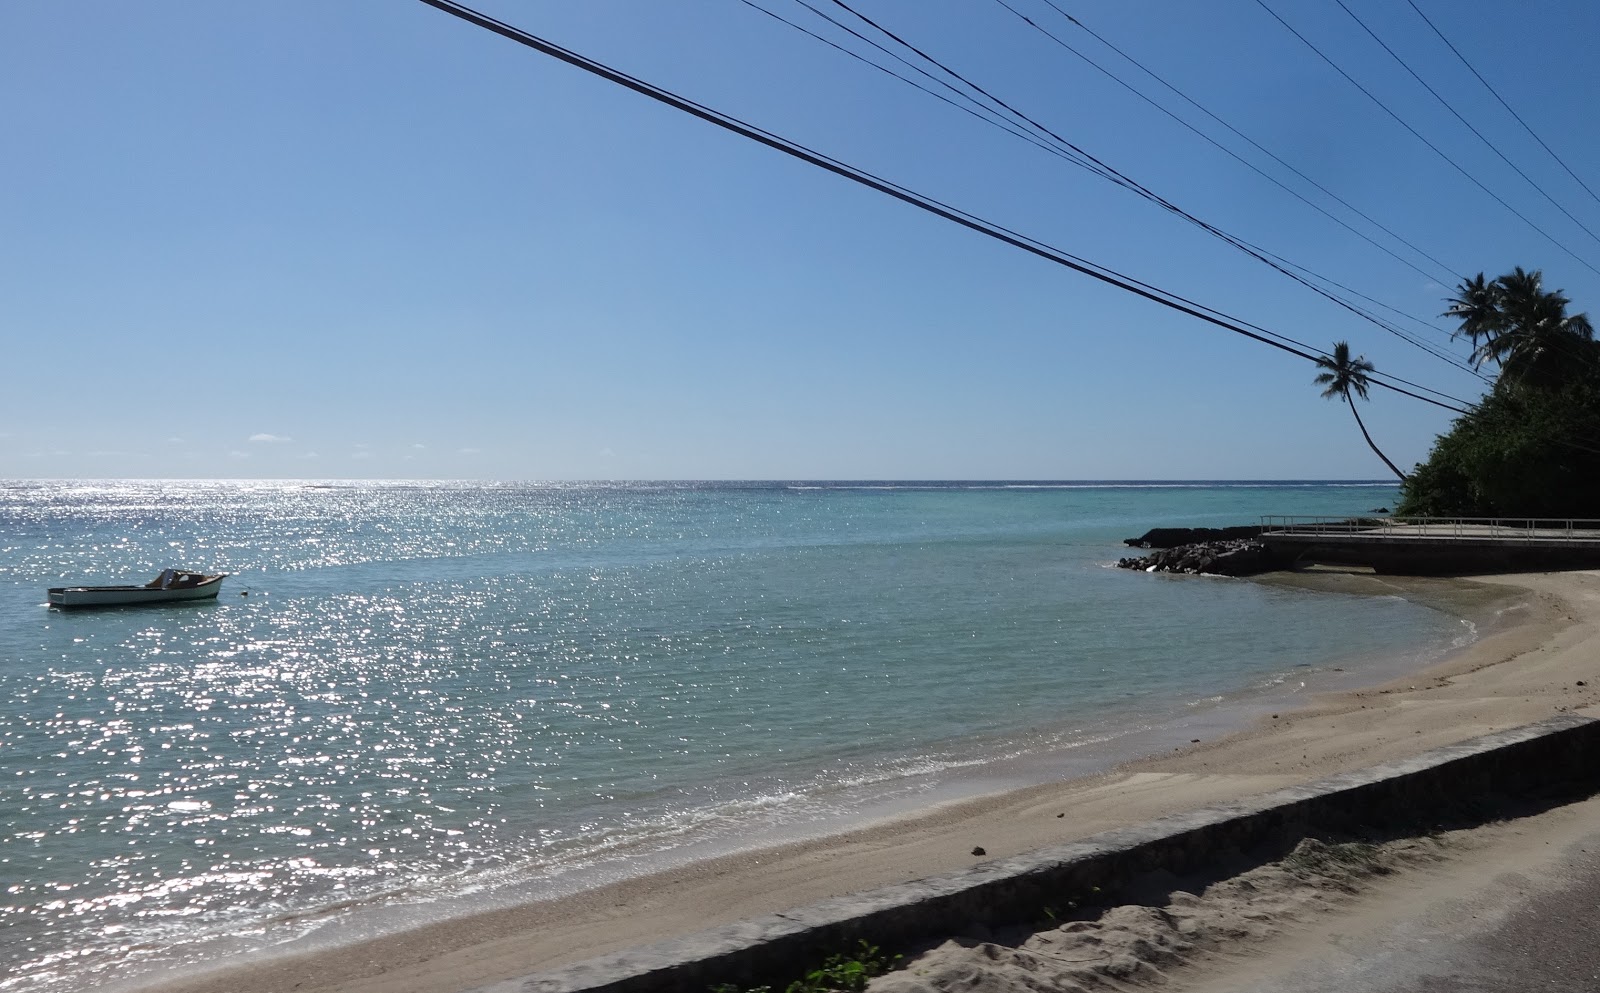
[1259,528,1600,575]
[474,714,1600,993]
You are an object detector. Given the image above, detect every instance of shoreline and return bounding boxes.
[126,568,1600,993]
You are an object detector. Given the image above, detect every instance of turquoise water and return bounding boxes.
[0,480,1462,989]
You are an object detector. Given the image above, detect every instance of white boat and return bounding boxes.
[48,569,228,608]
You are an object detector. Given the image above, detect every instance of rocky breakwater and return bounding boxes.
[1117,525,1290,577]
[1117,538,1286,577]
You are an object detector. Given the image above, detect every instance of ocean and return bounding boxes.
[0,480,1471,990]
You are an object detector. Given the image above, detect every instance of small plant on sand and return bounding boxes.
[707,940,902,993]
[787,940,902,993]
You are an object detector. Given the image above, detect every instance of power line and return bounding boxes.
[1253,0,1600,280]
[991,0,1485,377]
[413,0,1476,414]
[1030,1,1467,320]
[737,0,1116,183]
[768,0,1480,379]
[1405,0,1600,213]
[1333,0,1600,251]
[997,0,1460,288]
[818,0,1484,377]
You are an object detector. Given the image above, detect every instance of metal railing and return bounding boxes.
[1259,515,1600,544]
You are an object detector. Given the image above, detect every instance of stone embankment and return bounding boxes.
[1116,538,1286,577]
[1118,525,1289,576]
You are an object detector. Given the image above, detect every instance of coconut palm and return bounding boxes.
[1314,341,1407,482]
[1444,268,1595,386]
[1442,271,1502,366]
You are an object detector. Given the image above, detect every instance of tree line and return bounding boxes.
[1316,266,1600,517]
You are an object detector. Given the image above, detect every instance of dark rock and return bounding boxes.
[1116,538,1289,577]
[970,846,986,856]
[1123,525,1264,549]
[1370,507,1391,514]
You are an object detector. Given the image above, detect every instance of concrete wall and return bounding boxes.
[474,714,1600,993]
[1262,536,1600,575]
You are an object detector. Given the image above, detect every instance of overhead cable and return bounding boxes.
[758,0,1479,379]
[996,0,1459,288]
[1405,0,1600,213]
[1254,0,1600,280]
[1334,0,1600,251]
[1030,0,1465,319]
[412,0,1475,414]
[819,0,1482,376]
[737,0,1114,181]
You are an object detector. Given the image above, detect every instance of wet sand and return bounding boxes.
[137,570,1600,993]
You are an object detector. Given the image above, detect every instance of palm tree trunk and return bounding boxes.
[1348,399,1407,482]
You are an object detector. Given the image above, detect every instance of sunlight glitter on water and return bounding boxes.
[0,479,1457,991]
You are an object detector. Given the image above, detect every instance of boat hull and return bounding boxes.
[48,576,226,608]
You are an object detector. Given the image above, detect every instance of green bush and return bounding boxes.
[1398,372,1600,518]
[1405,266,1600,518]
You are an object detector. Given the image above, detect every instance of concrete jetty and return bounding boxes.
[1258,516,1600,574]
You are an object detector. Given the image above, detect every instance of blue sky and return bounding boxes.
[5,0,1600,480]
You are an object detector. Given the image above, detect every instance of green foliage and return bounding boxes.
[1400,266,1600,518]
[1399,357,1600,518]
[1313,341,1376,402]
[1444,267,1596,387]
[707,940,902,993]
[786,941,902,993]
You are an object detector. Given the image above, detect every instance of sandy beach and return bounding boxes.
[136,569,1600,993]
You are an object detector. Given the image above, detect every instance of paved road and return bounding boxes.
[1177,802,1600,993]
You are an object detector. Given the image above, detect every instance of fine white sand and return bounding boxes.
[138,570,1600,993]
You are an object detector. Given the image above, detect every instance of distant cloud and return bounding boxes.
[352,450,373,460]
[301,451,320,459]
[166,436,185,445]
[250,433,291,443]
[599,447,616,458]
[229,450,250,459]
[412,443,426,450]
[458,447,481,455]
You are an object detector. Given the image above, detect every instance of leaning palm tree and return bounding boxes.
[1314,341,1407,482]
